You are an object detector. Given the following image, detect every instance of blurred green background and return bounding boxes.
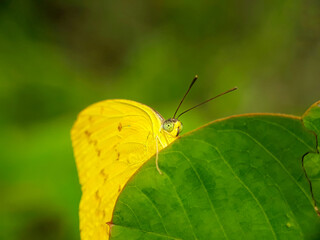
[0,0,319,239]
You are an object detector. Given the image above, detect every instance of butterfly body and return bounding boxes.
[71,76,237,240]
[71,99,180,240]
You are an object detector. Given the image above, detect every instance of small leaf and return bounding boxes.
[304,153,320,206]
[303,100,320,214]
[303,100,320,152]
[110,104,320,240]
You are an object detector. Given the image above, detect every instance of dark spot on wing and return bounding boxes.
[89,139,98,146]
[100,169,108,183]
[95,190,100,200]
[84,130,91,137]
[116,152,120,161]
[100,169,107,177]
[118,122,122,132]
[97,149,101,157]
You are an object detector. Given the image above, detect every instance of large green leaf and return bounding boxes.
[110,102,320,240]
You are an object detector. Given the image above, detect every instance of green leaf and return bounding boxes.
[110,103,320,240]
[303,101,320,213]
[303,101,320,138]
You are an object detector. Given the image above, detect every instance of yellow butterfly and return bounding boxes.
[71,76,236,240]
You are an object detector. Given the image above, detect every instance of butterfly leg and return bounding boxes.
[145,132,151,155]
[155,136,162,175]
[155,135,167,175]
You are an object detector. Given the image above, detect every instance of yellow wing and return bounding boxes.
[71,99,177,240]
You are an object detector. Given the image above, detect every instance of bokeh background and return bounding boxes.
[1,1,319,239]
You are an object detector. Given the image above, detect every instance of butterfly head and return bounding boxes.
[162,76,237,138]
[162,118,183,137]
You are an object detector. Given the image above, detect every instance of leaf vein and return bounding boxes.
[113,224,182,239]
[128,185,170,236]
[162,172,199,240]
[165,150,229,240]
[255,119,314,151]
[218,129,313,206]
[118,200,143,229]
[189,139,278,240]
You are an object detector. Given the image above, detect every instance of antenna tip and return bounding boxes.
[194,75,198,79]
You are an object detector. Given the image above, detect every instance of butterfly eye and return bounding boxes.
[162,120,174,132]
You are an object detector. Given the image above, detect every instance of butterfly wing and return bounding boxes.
[71,99,176,240]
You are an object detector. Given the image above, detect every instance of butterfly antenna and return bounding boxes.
[172,75,198,119]
[177,87,238,119]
